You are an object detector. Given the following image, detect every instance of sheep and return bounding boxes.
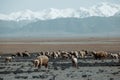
[61,51,69,59]
[45,51,50,57]
[5,56,12,62]
[39,51,45,56]
[117,53,120,58]
[118,53,120,56]
[78,50,87,58]
[91,51,108,60]
[33,59,39,68]
[109,53,119,59]
[117,53,120,62]
[56,51,61,58]
[51,51,58,59]
[22,51,30,57]
[71,55,78,68]
[16,52,23,57]
[33,55,49,68]
[69,51,79,58]
[11,54,16,57]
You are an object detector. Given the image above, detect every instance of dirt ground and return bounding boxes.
[0,37,120,80]
[0,55,120,80]
[0,37,120,53]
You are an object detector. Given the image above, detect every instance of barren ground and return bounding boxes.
[0,37,120,80]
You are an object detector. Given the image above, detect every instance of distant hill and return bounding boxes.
[0,16,120,37]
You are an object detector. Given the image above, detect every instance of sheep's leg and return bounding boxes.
[72,61,74,67]
[10,59,12,62]
[38,64,41,69]
[75,63,78,69]
[119,59,120,63]
[45,63,48,68]
[115,56,119,62]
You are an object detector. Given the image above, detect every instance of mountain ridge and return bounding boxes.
[0,16,120,37]
[0,3,120,21]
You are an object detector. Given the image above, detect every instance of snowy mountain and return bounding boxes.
[0,3,120,21]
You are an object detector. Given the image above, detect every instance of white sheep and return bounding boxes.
[5,56,12,62]
[79,50,86,58]
[33,55,49,68]
[110,53,119,60]
[71,55,78,68]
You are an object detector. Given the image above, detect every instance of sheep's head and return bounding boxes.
[33,59,39,67]
[117,53,120,56]
[91,51,96,55]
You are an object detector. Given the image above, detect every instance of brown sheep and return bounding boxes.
[62,51,69,59]
[33,55,49,68]
[5,56,12,62]
[79,50,87,58]
[39,51,45,56]
[91,51,108,60]
[69,51,79,58]
[118,53,120,62]
[16,52,23,57]
[118,53,120,56]
[45,51,50,57]
[52,51,59,59]
[22,51,30,57]
[33,59,39,68]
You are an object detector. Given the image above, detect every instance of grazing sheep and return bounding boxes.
[71,55,78,68]
[69,51,79,58]
[33,59,39,68]
[118,53,120,56]
[74,51,79,58]
[45,51,50,57]
[109,53,119,60]
[79,50,87,58]
[56,51,61,57]
[39,51,45,56]
[33,55,49,68]
[11,54,16,57]
[60,51,69,59]
[5,56,12,62]
[91,51,108,60]
[51,51,58,59]
[22,51,30,57]
[117,53,120,57]
[16,52,23,57]
[118,53,120,62]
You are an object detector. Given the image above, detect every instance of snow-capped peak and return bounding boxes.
[90,3,120,17]
[0,3,120,21]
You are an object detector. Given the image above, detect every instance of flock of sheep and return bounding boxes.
[3,50,120,69]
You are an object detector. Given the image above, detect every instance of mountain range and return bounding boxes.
[0,3,120,21]
[0,3,120,38]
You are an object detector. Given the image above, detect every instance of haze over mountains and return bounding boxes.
[0,3,120,38]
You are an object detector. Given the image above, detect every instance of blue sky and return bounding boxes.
[0,0,120,14]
